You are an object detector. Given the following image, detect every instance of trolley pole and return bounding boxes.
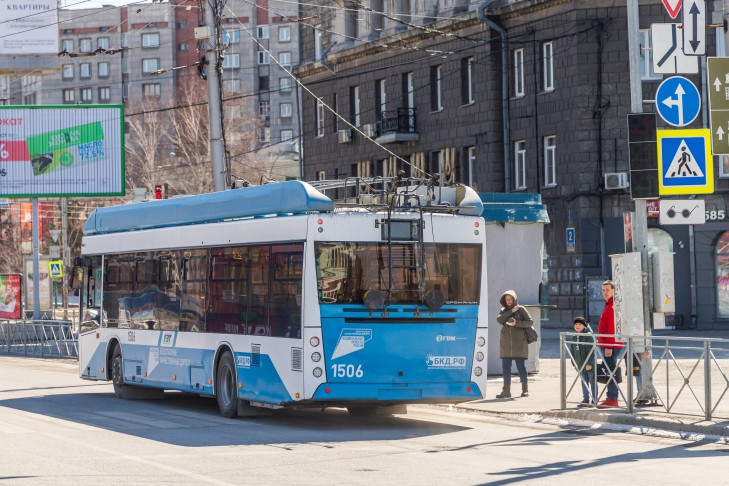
[201,0,227,192]
[627,0,658,403]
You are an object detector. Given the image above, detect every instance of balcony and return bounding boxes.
[377,108,419,144]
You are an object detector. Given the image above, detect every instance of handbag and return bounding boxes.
[596,360,623,384]
[525,326,538,344]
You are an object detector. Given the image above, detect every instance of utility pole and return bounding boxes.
[201,0,227,192]
[626,0,659,404]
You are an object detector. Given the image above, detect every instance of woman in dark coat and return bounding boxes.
[495,290,533,398]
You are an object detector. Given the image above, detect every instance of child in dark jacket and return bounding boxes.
[569,316,597,407]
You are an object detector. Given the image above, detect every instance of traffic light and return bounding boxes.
[154,184,166,199]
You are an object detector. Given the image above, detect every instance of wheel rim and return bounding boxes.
[220,364,234,407]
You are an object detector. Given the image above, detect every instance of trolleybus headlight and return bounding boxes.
[473,366,483,377]
[313,367,323,378]
[475,351,484,362]
[477,336,485,347]
[311,352,321,362]
[310,336,320,347]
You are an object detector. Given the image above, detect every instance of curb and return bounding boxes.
[440,404,729,438]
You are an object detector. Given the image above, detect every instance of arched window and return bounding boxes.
[647,228,673,253]
[716,231,729,317]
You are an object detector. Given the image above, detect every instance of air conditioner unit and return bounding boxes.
[604,172,629,190]
[362,123,378,138]
[337,128,353,144]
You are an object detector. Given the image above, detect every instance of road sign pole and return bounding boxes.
[628,0,659,402]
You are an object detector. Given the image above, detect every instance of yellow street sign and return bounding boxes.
[48,260,63,279]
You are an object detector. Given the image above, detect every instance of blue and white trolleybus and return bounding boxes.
[74,177,489,417]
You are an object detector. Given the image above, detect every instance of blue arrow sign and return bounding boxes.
[655,76,701,127]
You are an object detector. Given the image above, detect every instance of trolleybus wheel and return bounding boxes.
[216,351,239,418]
[111,344,125,398]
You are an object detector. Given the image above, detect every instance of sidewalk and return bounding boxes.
[453,328,729,438]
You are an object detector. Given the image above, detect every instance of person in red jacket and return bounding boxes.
[596,280,623,409]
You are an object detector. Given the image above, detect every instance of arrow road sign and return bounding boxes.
[682,0,705,56]
[661,0,683,19]
[707,57,729,154]
[655,76,700,127]
[651,23,699,74]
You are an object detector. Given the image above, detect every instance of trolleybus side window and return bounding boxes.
[180,250,207,332]
[270,243,303,339]
[157,253,181,331]
[133,254,158,329]
[207,246,249,335]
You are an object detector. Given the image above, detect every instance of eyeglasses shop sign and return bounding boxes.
[659,199,706,225]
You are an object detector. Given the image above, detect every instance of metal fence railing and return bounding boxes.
[0,319,78,359]
[560,332,729,420]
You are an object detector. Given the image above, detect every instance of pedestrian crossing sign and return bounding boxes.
[48,260,63,279]
[657,129,714,195]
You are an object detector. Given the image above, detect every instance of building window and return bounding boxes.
[375,79,386,121]
[404,72,414,109]
[543,42,554,91]
[142,58,159,73]
[716,231,729,317]
[259,100,270,118]
[514,140,526,190]
[176,22,187,29]
[97,37,109,50]
[259,76,269,91]
[258,51,270,65]
[279,52,291,67]
[279,77,292,92]
[224,29,240,44]
[639,29,661,81]
[317,170,326,180]
[316,99,324,137]
[61,39,73,52]
[24,93,36,105]
[314,30,322,59]
[98,62,109,77]
[63,89,75,103]
[79,38,92,53]
[259,126,270,142]
[280,102,292,118]
[99,87,110,101]
[513,48,524,97]
[224,79,241,93]
[142,33,160,48]
[461,57,474,105]
[281,129,293,142]
[177,43,189,51]
[350,86,360,127]
[143,83,161,97]
[62,64,73,80]
[222,53,240,69]
[257,25,269,39]
[279,26,291,42]
[430,65,442,111]
[81,88,92,103]
[466,146,476,187]
[80,63,91,79]
[544,135,556,187]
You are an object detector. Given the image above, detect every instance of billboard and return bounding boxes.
[0,105,125,197]
[23,256,52,312]
[0,273,21,319]
[0,1,59,55]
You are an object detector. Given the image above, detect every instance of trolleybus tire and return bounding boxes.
[216,351,239,418]
[111,343,125,398]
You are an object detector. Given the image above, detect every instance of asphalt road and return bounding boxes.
[1,356,728,485]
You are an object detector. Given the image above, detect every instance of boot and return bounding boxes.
[496,385,511,399]
[521,382,529,397]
